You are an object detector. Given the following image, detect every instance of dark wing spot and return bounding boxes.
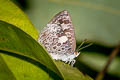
[68,48,71,50]
[53,46,56,49]
[63,41,67,44]
[64,20,69,24]
[56,33,61,37]
[41,33,46,37]
[53,38,58,41]
[62,48,64,50]
[58,49,61,51]
[59,19,63,24]
[68,37,71,39]
[64,29,72,32]
[57,43,61,46]
[45,43,49,45]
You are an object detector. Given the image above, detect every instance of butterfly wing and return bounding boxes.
[38,10,76,60]
[38,23,73,56]
[49,10,76,52]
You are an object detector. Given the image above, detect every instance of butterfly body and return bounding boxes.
[38,10,80,66]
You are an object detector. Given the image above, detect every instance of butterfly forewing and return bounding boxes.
[49,10,76,52]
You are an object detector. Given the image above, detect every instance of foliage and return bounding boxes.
[0,0,93,80]
[0,0,120,80]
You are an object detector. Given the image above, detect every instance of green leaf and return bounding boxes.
[0,52,53,80]
[0,0,38,39]
[78,52,120,78]
[0,21,63,80]
[26,0,120,46]
[55,61,93,80]
[0,54,16,80]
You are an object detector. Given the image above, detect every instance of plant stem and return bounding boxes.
[96,44,120,80]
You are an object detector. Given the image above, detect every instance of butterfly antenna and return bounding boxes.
[78,43,93,52]
[76,39,87,52]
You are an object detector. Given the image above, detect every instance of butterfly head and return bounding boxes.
[74,51,80,57]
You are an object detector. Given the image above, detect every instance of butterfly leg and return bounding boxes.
[64,59,76,66]
[68,60,74,66]
[65,59,71,64]
[71,60,76,66]
[68,60,71,65]
[65,60,69,64]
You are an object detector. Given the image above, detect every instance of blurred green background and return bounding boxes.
[12,0,120,80]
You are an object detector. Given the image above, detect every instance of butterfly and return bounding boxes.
[38,10,80,66]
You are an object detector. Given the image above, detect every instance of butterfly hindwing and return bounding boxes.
[38,23,73,59]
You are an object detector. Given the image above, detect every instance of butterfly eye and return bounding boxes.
[74,51,78,55]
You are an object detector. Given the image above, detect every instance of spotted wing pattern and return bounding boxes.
[38,10,77,62]
[49,10,76,52]
[38,23,73,55]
